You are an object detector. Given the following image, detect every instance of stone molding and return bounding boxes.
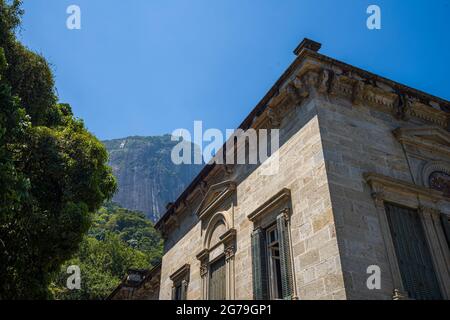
[169,264,190,283]
[421,161,450,188]
[394,126,450,158]
[258,62,449,132]
[364,172,448,205]
[196,181,236,221]
[196,228,237,300]
[365,172,450,299]
[247,188,291,222]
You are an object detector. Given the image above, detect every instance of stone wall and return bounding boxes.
[159,95,346,300]
[315,96,413,299]
[316,93,450,299]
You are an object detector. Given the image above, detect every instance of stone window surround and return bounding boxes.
[170,264,190,300]
[196,227,236,300]
[194,179,237,300]
[247,188,298,300]
[364,172,450,300]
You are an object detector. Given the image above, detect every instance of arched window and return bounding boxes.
[197,213,236,300]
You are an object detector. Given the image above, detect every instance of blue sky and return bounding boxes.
[19,0,450,140]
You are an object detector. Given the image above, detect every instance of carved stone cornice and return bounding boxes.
[196,180,236,221]
[163,214,179,235]
[247,188,291,222]
[318,69,331,94]
[219,228,236,246]
[271,59,450,129]
[409,101,449,128]
[265,62,449,131]
[364,172,447,204]
[170,264,190,283]
[393,126,450,158]
[196,248,209,262]
[266,105,281,127]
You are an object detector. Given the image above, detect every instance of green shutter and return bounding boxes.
[251,228,268,300]
[171,286,176,300]
[385,203,442,300]
[209,257,226,300]
[180,280,188,300]
[276,213,293,300]
[440,213,450,250]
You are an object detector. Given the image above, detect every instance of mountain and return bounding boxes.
[102,135,202,222]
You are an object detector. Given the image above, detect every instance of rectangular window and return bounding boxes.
[209,256,226,300]
[251,213,293,300]
[170,264,190,300]
[384,203,442,300]
[266,225,283,299]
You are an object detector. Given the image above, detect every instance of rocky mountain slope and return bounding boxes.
[103,135,202,222]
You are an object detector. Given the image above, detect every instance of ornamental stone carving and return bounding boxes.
[429,171,450,197]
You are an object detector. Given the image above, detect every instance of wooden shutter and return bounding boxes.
[440,213,450,250]
[251,228,268,300]
[276,213,293,300]
[385,203,442,300]
[171,286,176,300]
[209,257,226,300]
[180,280,188,300]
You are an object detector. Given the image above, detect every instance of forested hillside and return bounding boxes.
[50,202,162,300]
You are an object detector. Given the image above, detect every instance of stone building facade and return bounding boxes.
[154,39,450,300]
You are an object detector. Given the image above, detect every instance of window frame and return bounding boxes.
[169,264,190,300]
[265,224,283,300]
[365,172,450,299]
[248,188,297,300]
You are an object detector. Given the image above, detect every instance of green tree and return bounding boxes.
[0,1,117,299]
[51,203,162,300]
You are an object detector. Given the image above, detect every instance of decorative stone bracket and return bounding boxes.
[262,58,450,132]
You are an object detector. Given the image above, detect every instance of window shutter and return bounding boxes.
[440,213,450,250]
[277,213,293,300]
[209,257,226,300]
[181,280,188,300]
[251,228,268,300]
[171,286,176,300]
[385,203,442,300]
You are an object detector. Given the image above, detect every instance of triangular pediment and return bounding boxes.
[394,126,450,155]
[196,180,236,220]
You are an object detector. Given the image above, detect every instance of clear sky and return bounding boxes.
[18,0,450,140]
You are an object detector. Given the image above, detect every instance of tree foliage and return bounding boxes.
[0,0,117,299]
[50,203,162,300]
